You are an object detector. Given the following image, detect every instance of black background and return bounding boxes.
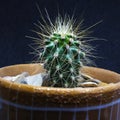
[0,0,120,73]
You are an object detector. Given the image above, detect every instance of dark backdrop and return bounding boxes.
[0,0,120,73]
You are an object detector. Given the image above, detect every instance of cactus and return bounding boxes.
[41,32,86,87]
[32,13,96,88]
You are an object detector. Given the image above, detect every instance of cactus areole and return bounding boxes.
[34,14,95,88]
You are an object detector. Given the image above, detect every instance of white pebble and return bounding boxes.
[2,72,45,86]
[26,73,43,86]
[3,72,29,83]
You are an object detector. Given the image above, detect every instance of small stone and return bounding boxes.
[26,73,43,86]
[78,82,98,87]
[77,73,102,87]
[3,72,29,83]
[2,72,47,86]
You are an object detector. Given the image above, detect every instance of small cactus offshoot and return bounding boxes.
[31,12,100,88]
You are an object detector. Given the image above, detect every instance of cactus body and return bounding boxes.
[33,13,95,88]
[41,32,86,87]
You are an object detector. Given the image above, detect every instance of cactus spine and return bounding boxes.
[34,14,92,88]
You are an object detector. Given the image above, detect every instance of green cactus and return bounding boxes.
[32,13,97,88]
[41,33,85,87]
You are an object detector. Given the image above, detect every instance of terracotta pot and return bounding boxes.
[0,64,120,120]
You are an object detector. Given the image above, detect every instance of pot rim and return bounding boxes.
[0,63,120,95]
